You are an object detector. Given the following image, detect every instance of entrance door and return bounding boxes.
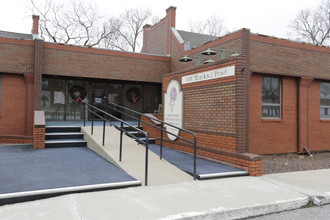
[90,83,108,120]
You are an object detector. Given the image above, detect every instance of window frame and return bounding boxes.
[320,82,330,119]
[261,76,282,119]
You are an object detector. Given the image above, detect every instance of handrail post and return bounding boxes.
[119,121,123,161]
[83,103,86,127]
[102,119,106,146]
[145,138,149,186]
[193,136,197,180]
[138,115,141,128]
[91,113,94,135]
[160,122,164,160]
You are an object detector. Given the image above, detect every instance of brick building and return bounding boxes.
[1,7,330,175]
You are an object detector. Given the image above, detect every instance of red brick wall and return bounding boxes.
[0,37,34,74]
[308,80,330,151]
[43,43,170,83]
[0,136,33,145]
[0,74,29,136]
[141,20,168,55]
[163,61,238,151]
[249,74,298,154]
[250,34,330,79]
[141,115,263,176]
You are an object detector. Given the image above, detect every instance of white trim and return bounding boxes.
[198,171,248,179]
[171,28,184,44]
[0,180,141,199]
[182,66,235,85]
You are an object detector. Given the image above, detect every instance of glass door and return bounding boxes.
[90,82,108,120]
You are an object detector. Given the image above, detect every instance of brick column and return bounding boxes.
[298,77,314,153]
[235,29,251,153]
[34,111,45,149]
[34,39,43,111]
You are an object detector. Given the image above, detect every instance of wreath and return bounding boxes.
[69,85,87,102]
[126,87,141,103]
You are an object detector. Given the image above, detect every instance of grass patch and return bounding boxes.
[302,202,317,208]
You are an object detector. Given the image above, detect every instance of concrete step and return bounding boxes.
[46,126,81,133]
[45,132,84,140]
[45,139,87,148]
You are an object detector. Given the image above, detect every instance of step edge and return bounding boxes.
[0,180,141,200]
[45,140,87,143]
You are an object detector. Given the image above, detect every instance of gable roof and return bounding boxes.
[0,30,33,40]
[176,30,218,49]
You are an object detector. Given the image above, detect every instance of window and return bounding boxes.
[262,77,281,118]
[320,82,330,119]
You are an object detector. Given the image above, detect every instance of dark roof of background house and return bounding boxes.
[0,30,33,40]
[177,30,218,49]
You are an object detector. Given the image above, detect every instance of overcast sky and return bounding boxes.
[0,0,321,39]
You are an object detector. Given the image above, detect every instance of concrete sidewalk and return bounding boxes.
[0,169,329,219]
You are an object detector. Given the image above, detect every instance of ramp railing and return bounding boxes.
[108,102,198,180]
[81,102,150,185]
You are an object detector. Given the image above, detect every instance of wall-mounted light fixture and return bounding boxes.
[201,48,239,60]
[179,48,239,65]
[179,55,214,65]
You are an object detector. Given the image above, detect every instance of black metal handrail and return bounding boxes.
[108,102,198,180]
[81,102,150,186]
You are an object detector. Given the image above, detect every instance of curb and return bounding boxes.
[161,197,309,220]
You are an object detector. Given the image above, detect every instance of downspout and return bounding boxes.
[297,77,313,153]
[306,79,313,154]
[24,74,30,135]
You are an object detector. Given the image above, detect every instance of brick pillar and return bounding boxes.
[34,111,45,149]
[34,39,43,111]
[24,74,34,135]
[235,29,251,153]
[141,24,151,53]
[165,6,176,55]
[298,77,314,152]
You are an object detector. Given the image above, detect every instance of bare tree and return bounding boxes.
[103,8,152,52]
[289,0,330,46]
[29,0,111,47]
[189,14,228,37]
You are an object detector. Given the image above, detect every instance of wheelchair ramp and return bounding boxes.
[82,126,193,186]
[148,144,248,179]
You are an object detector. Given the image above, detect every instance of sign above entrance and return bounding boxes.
[164,80,183,141]
[182,65,235,84]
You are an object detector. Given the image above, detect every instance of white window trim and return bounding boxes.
[320,82,330,119]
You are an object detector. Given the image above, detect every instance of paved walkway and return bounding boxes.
[0,169,329,219]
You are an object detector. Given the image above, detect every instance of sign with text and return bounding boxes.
[182,65,235,84]
[164,80,183,141]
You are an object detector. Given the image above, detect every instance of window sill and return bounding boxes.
[320,119,330,123]
[261,118,282,123]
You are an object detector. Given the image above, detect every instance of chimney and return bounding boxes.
[166,6,176,28]
[32,15,40,39]
[141,24,151,53]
